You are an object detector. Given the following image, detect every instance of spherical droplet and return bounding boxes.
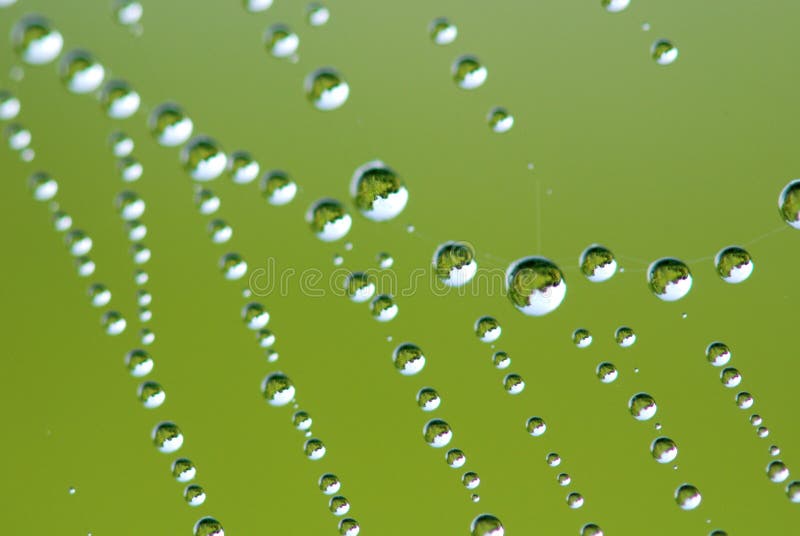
[567,492,584,509]
[546,452,561,467]
[59,49,105,94]
[195,189,220,215]
[487,107,514,133]
[462,471,481,490]
[736,392,754,409]
[228,150,260,184]
[572,328,592,348]
[88,284,111,307]
[506,257,567,316]
[602,0,630,13]
[492,351,511,370]
[786,481,800,502]
[767,460,790,483]
[193,517,224,536]
[307,198,352,241]
[651,437,678,463]
[526,416,547,436]
[182,136,227,181]
[75,256,96,277]
[183,484,206,507]
[430,17,457,45]
[652,39,679,65]
[346,272,375,303]
[100,79,140,119]
[140,328,155,345]
[152,422,184,453]
[453,55,487,90]
[305,68,350,111]
[172,458,196,482]
[779,179,800,228]
[714,246,753,284]
[503,374,525,394]
[264,24,299,58]
[208,219,233,244]
[720,367,742,388]
[319,473,341,495]
[750,414,763,426]
[304,438,326,460]
[329,495,350,516]
[338,518,360,536]
[423,419,453,448]
[392,343,425,375]
[12,15,64,65]
[470,514,504,536]
[581,524,604,536]
[114,1,143,26]
[138,381,165,409]
[5,123,30,150]
[434,241,477,287]
[125,349,153,377]
[29,172,58,201]
[417,387,441,411]
[102,311,126,335]
[371,294,398,322]
[557,473,571,486]
[351,161,409,222]
[475,316,502,343]
[0,90,21,120]
[377,252,394,269]
[220,253,247,280]
[446,448,466,468]
[705,342,731,367]
[53,210,72,232]
[244,0,273,12]
[115,191,145,221]
[629,393,657,421]
[149,102,193,147]
[293,410,313,431]
[770,445,781,457]
[307,3,330,26]
[261,170,298,206]
[596,362,618,383]
[262,373,296,406]
[118,156,143,182]
[242,302,270,330]
[648,258,692,301]
[615,326,637,347]
[675,484,702,510]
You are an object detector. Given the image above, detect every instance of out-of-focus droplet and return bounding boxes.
[126,349,153,377]
[377,252,394,269]
[262,373,295,406]
[227,151,260,184]
[596,362,618,383]
[208,219,233,244]
[242,302,269,330]
[305,68,350,111]
[651,437,678,463]
[503,373,525,394]
[453,55,487,89]
[652,39,679,65]
[602,0,630,13]
[629,393,657,421]
[0,90,21,120]
[113,1,143,26]
[117,156,143,182]
[546,452,561,467]
[675,484,702,510]
[12,15,64,65]
[5,123,31,150]
[76,256,96,277]
[350,161,409,222]
[615,326,636,347]
[182,136,227,181]
[648,258,692,301]
[149,103,194,147]
[429,17,457,45]
[244,0,273,12]
[195,189,221,215]
[417,387,441,411]
[786,481,800,502]
[770,445,781,457]
[470,514,504,536]
[392,343,425,375]
[492,351,511,370]
[134,269,149,285]
[100,79,140,119]
[153,422,183,453]
[307,3,330,26]
[371,294,398,322]
[487,107,514,133]
[140,328,155,345]
[220,253,247,280]
[307,199,352,241]
[557,473,571,486]
[261,170,298,206]
[29,171,58,201]
[109,131,134,157]
[423,419,453,448]
[60,49,105,94]
[526,416,546,436]
[475,316,502,343]
[506,257,566,316]
[115,191,145,221]
[434,241,477,287]
[65,229,93,256]
[264,24,299,58]
[580,245,617,282]
[88,284,111,307]
[53,210,72,232]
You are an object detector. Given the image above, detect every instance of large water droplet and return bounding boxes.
[262,373,296,406]
[423,419,453,448]
[193,517,224,536]
[767,460,790,483]
[351,161,409,222]
[470,514,504,536]
[152,422,184,453]
[705,342,731,366]
[149,103,193,147]
[648,258,692,301]
[674,484,702,510]
[417,387,441,411]
[629,393,657,421]
[59,49,105,94]
[506,257,567,316]
[184,484,206,507]
[100,79,140,119]
[305,68,350,111]
[453,55,487,89]
[430,17,457,45]
[434,241,477,287]
[182,136,227,181]
[392,343,425,375]
[138,381,165,409]
[580,245,617,282]
[652,39,679,65]
[615,326,637,347]
[12,15,64,65]
[715,246,754,283]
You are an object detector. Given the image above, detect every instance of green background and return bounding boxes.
[1,0,798,534]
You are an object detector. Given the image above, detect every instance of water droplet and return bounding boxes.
[503,373,525,394]
[462,471,480,490]
[474,316,502,343]
[304,438,326,460]
[52,210,72,232]
[651,437,678,463]
[261,373,296,406]
[126,349,153,377]
[770,445,781,457]
[264,24,299,58]
[453,55,487,90]
[88,284,111,307]
[750,414,763,426]
[429,17,457,45]
[371,294,399,322]
[266,349,279,363]
[305,68,350,111]
[344,272,375,303]
[195,189,221,214]
[377,252,394,269]
[526,416,547,436]
[446,448,466,468]
[757,426,770,438]
[706,342,731,366]
[557,473,571,486]
[5,123,31,150]
[226,150,260,184]
[615,326,637,347]
[184,484,206,507]
[675,484,702,510]
[208,219,233,244]
[567,492,584,509]
[327,495,350,516]
[487,107,514,133]
[602,0,630,13]
[131,243,151,265]
[648,258,692,301]
[708,531,727,536]
[244,0,273,12]
[307,3,330,26]
[423,419,453,448]
[12,15,64,65]
[100,79,140,119]
[736,392,754,409]
[220,253,247,280]
[59,49,105,94]
[182,136,227,181]
[351,161,409,222]
[292,410,313,431]
[392,343,425,375]
[109,131,134,157]
[75,256,96,277]
[307,198,352,241]
[786,481,800,502]
[242,302,270,330]
[652,39,679,65]
[140,328,155,345]
[581,524,604,536]
[417,387,441,411]
[193,517,224,536]
[29,172,58,201]
[149,103,194,147]
[259,170,297,206]
[68,486,76,495]
[779,179,800,228]
[720,367,742,388]
[338,518,360,536]
[546,452,561,467]
[117,156,143,182]
[256,329,276,349]
[152,422,183,453]
[629,393,657,421]
[172,458,196,482]
[138,381,166,409]
[470,514,504,536]
[767,460,790,483]
[319,473,342,495]
[102,311,126,335]
[596,362,618,383]
[714,246,753,284]
[572,328,592,348]
[0,90,21,120]
[492,351,511,370]
[114,1,143,26]
[115,191,145,221]
[506,257,567,316]
[134,269,149,285]
[434,241,477,287]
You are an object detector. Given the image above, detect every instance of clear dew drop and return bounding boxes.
[651,437,679,464]
[470,514,504,536]
[786,481,800,503]
[228,151,260,184]
[59,49,105,94]
[462,471,481,490]
[453,55,488,90]
[629,393,657,421]
[736,392,754,409]
[526,416,547,436]
[264,24,299,58]
[220,253,247,280]
[557,472,571,486]
[244,0,273,12]
[757,426,770,438]
[304,438,326,460]
[546,452,562,467]
[29,172,58,201]
[184,484,206,507]
[581,524,605,536]
[423,419,453,448]
[307,198,352,241]
[767,460,790,483]
[615,326,637,347]
[138,381,165,409]
[648,258,692,301]
[172,458,196,483]
[417,387,441,411]
[293,410,313,431]
[12,15,64,65]
[492,351,511,370]
[715,246,753,283]
[503,373,525,394]
[429,17,457,45]
[305,68,350,111]
[487,107,514,133]
[596,362,618,383]
[371,294,399,322]
[675,484,702,510]
[351,161,409,222]
[572,328,592,348]
[475,316,502,343]
[652,39,679,65]
[261,373,296,406]
[306,3,330,27]
[193,517,224,536]
[770,445,781,457]
[602,0,631,12]
[720,367,742,388]
[346,272,376,303]
[257,329,276,348]
[195,189,221,215]
[182,136,227,181]
[705,342,731,367]
[779,179,800,228]
[328,496,351,517]
[134,269,149,285]
[242,302,270,330]
[114,1,143,26]
[152,422,184,454]
[102,311,126,335]
[100,79,140,119]
[392,343,425,375]
[125,349,153,377]
[0,90,21,120]
[65,230,93,256]
[506,256,567,316]
[149,103,194,147]
[319,473,341,495]
[446,448,467,468]
[434,241,477,287]
[260,170,298,206]
[567,492,584,509]
[338,518,360,536]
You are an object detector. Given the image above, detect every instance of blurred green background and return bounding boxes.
[1,0,798,534]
